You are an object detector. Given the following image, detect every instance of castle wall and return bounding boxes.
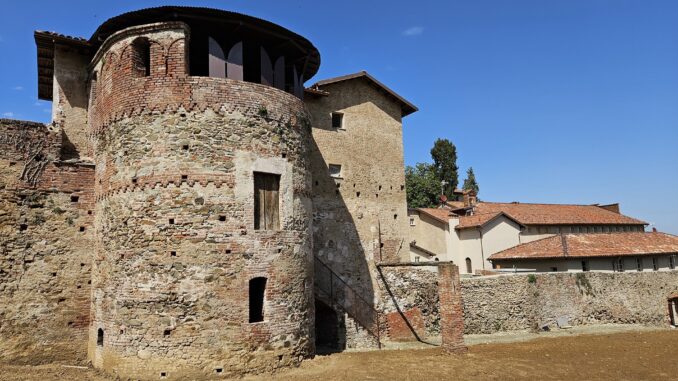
[87,23,314,380]
[0,119,94,363]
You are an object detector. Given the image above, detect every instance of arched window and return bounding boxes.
[208,36,226,78]
[227,42,243,80]
[465,258,473,274]
[249,277,267,323]
[131,38,151,77]
[97,328,104,346]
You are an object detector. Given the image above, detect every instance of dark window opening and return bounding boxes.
[79,226,86,232]
[249,277,267,323]
[465,258,473,274]
[87,210,92,215]
[19,224,28,231]
[182,144,189,150]
[550,267,558,272]
[393,214,398,220]
[169,218,175,225]
[218,215,226,222]
[636,257,643,272]
[163,329,171,337]
[225,249,232,254]
[132,178,138,184]
[281,152,287,159]
[170,251,177,257]
[356,192,361,197]
[582,260,590,272]
[131,37,151,77]
[331,112,344,129]
[215,368,223,374]
[70,195,79,203]
[97,328,104,346]
[652,257,658,271]
[160,372,167,378]
[254,172,280,230]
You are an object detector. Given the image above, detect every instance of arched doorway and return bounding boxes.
[315,299,346,353]
[465,258,473,274]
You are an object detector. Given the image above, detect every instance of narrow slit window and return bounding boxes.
[249,277,267,323]
[254,172,280,230]
[652,257,658,271]
[97,328,104,346]
[331,112,344,129]
[581,260,590,272]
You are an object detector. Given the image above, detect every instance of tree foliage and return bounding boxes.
[405,163,440,208]
[462,167,480,195]
[430,138,459,198]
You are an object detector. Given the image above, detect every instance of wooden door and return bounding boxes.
[254,172,280,230]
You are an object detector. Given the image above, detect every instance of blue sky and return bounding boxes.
[1,1,677,233]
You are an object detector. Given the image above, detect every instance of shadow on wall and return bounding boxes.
[307,135,378,351]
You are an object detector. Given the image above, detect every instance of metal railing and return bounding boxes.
[314,256,381,348]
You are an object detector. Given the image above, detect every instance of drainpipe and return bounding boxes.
[479,227,486,270]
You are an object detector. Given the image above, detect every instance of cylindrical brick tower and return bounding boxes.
[85,7,319,379]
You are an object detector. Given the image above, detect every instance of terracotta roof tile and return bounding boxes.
[489,232,678,261]
[455,202,646,229]
[416,208,452,224]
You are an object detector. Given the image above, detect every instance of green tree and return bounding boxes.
[462,167,479,195]
[430,138,459,198]
[405,163,440,208]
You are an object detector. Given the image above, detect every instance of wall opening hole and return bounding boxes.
[77,285,82,289]
[67,321,74,327]
[169,218,175,225]
[181,175,188,181]
[225,249,232,254]
[278,355,283,361]
[182,144,189,150]
[281,152,287,158]
[375,194,379,198]
[81,263,85,267]
[356,192,361,197]
[393,214,398,220]
[132,178,138,184]
[19,224,28,231]
[331,112,344,129]
[160,372,167,379]
[401,185,405,191]
[70,195,79,203]
[170,251,177,257]
[278,248,282,253]
[379,185,382,191]
[119,329,124,334]
[218,215,226,222]
[9,161,16,166]
[79,226,86,232]
[249,277,267,323]
[315,181,319,186]
[97,328,104,346]
[215,368,223,374]
[87,210,92,215]
[163,329,171,337]
[380,243,384,248]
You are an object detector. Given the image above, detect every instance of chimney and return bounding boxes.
[598,203,620,214]
[463,190,477,208]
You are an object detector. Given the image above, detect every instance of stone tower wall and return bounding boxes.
[87,23,314,380]
[0,119,94,362]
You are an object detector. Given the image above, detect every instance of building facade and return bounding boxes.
[0,6,459,380]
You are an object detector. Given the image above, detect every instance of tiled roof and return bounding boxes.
[455,202,646,229]
[309,71,418,116]
[416,208,452,224]
[489,232,678,261]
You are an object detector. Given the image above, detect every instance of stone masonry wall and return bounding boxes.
[305,79,409,348]
[0,119,94,363]
[462,272,678,334]
[88,22,314,380]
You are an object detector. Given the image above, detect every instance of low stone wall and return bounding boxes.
[462,272,678,334]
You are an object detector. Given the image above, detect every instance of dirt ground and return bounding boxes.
[1,328,676,380]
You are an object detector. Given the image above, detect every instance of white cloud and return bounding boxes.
[402,26,424,36]
[2,112,15,118]
[12,86,23,91]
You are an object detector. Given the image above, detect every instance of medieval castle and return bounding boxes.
[2,5,677,381]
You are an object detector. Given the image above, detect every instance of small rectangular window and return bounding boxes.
[414,256,420,263]
[615,258,625,272]
[254,172,280,231]
[652,257,658,271]
[331,112,344,129]
[670,255,676,270]
[581,260,590,272]
[409,217,416,226]
[328,164,342,178]
[550,267,558,272]
[636,257,642,272]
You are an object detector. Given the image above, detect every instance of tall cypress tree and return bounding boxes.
[462,167,479,195]
[430,138,459,199]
